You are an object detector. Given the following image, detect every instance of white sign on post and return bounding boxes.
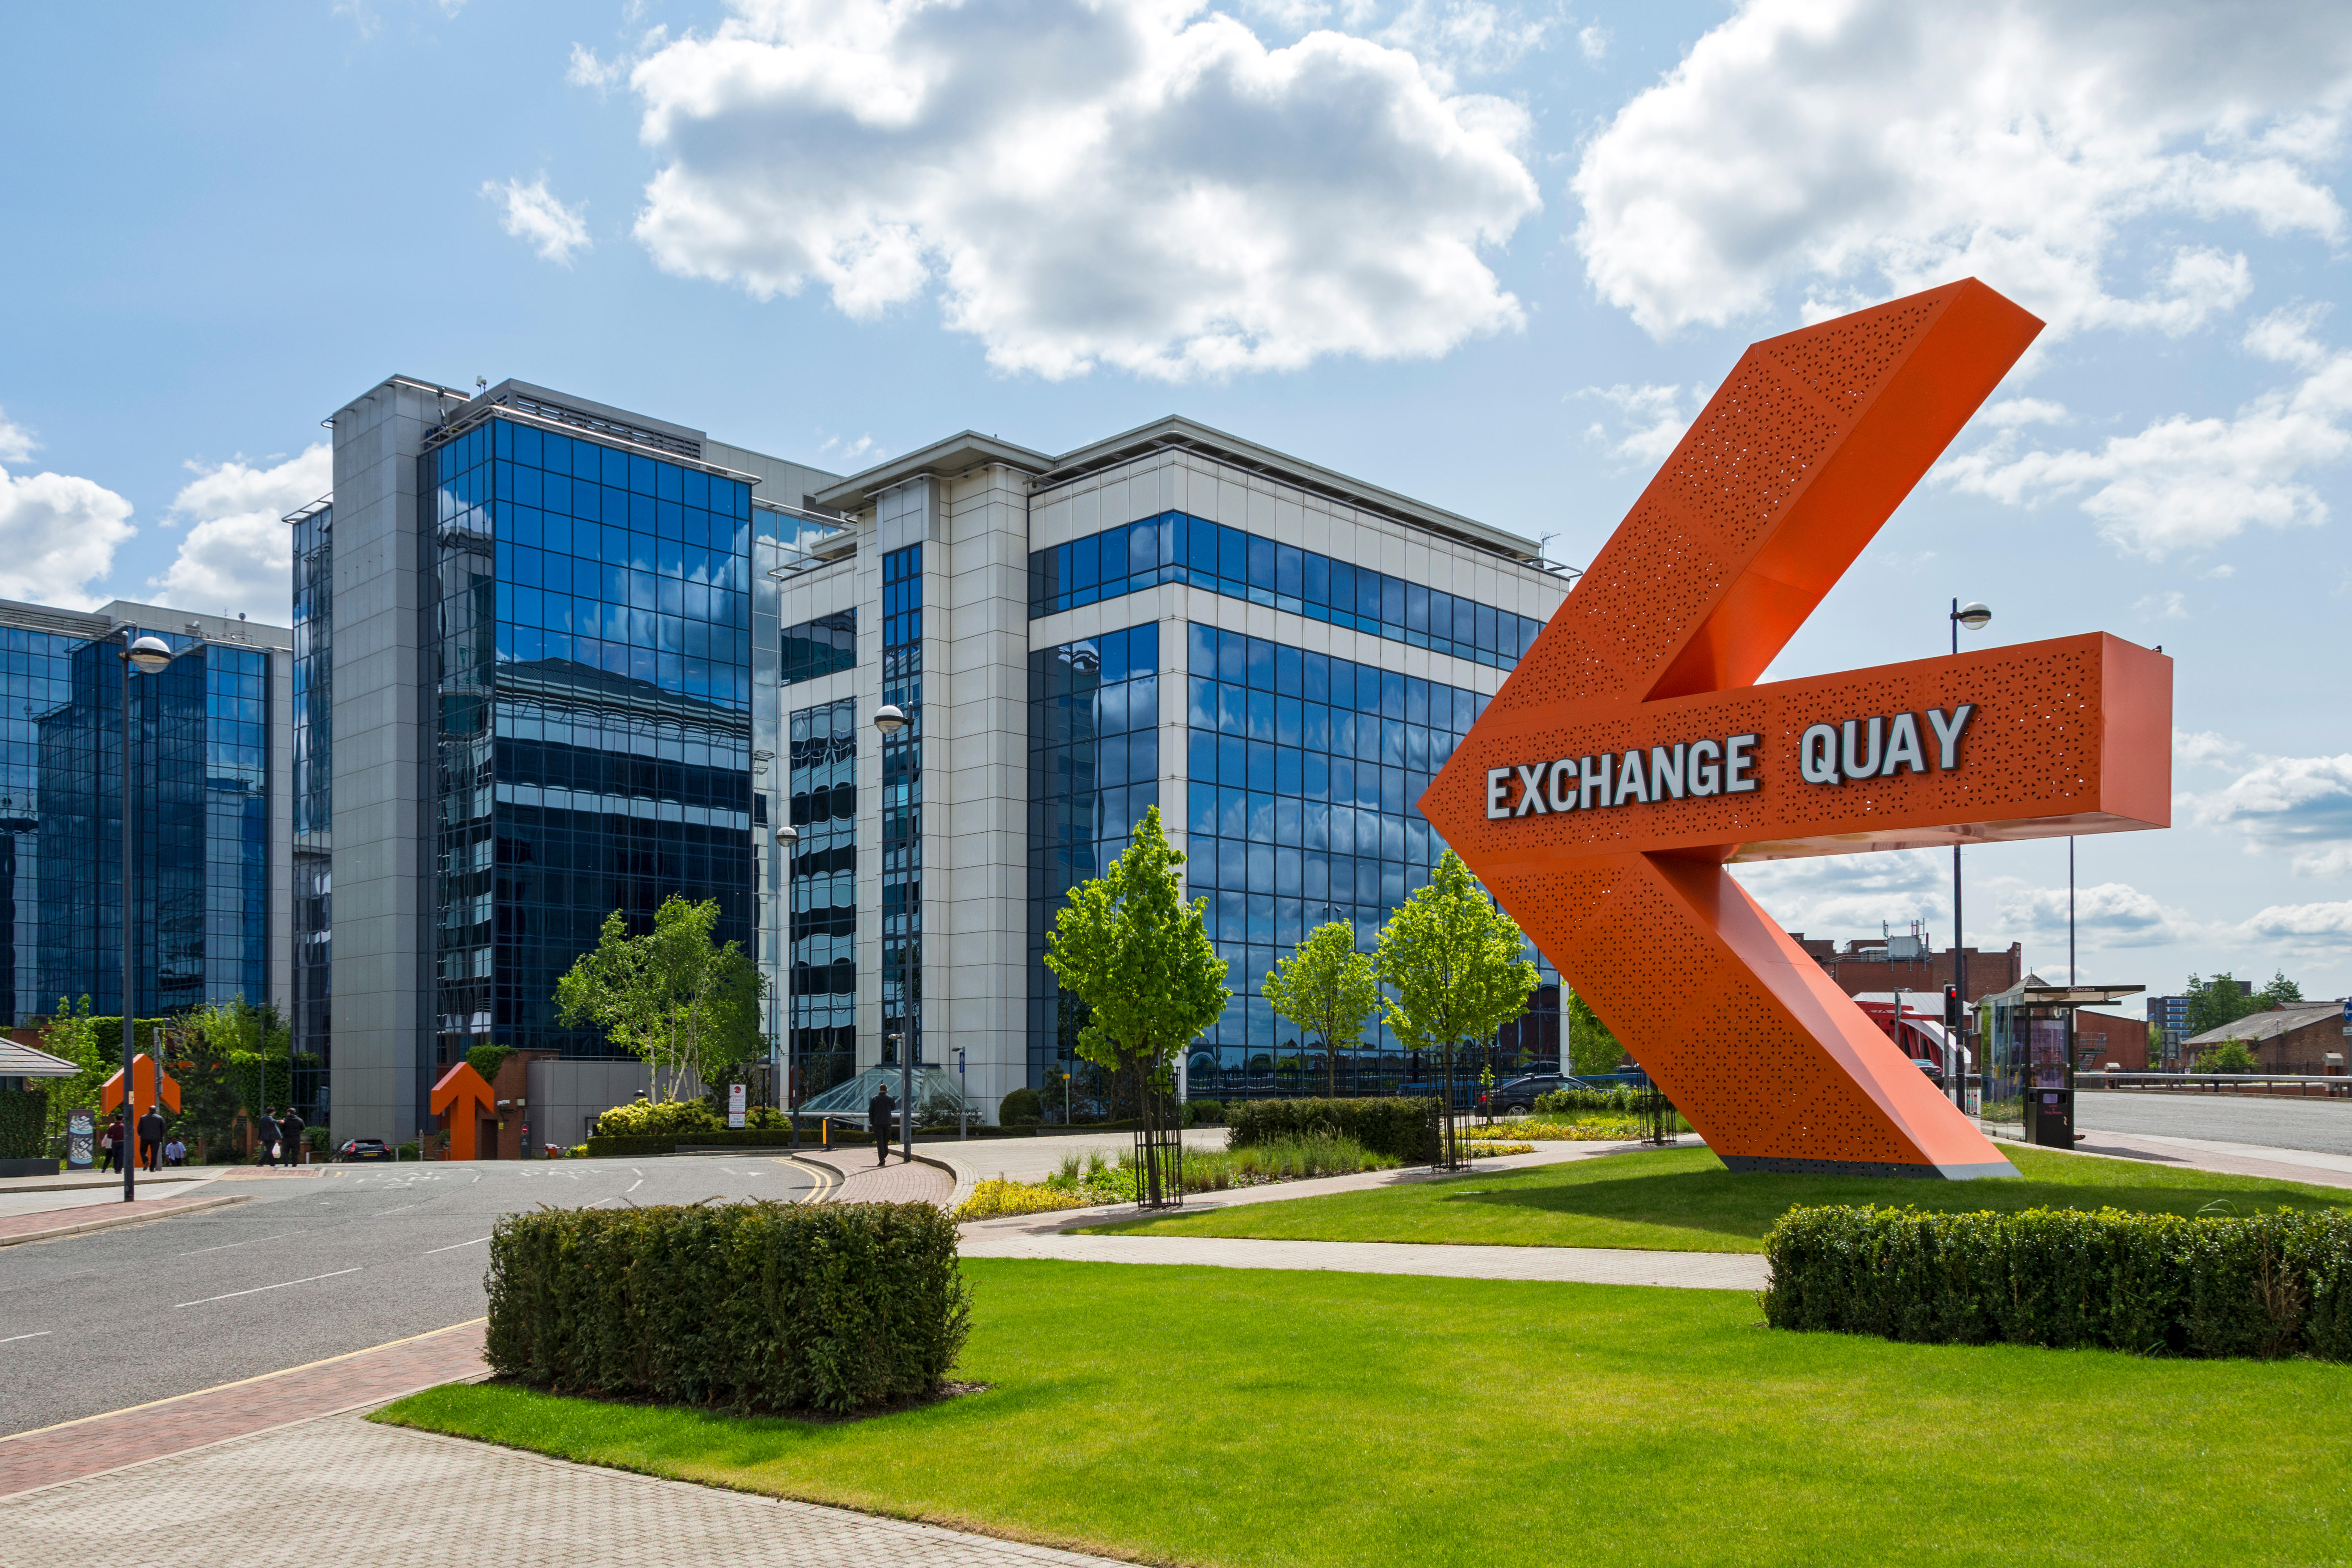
[727,1083,746,1129]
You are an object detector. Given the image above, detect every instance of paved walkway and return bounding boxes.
[0,1321,490,1498]
[0,1412,1127,1567]
[0,1187,247,1246]
[2056,1129,2352,1190]
[795,1148,957,1205]
[959,1221,1768,1289]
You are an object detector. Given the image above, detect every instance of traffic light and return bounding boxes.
[1943,984,1962,1028]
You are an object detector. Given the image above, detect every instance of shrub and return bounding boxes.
[955,1177,1099,1221]
[592,1098,723,1138]
[395,1141,419,1161]
[1762,1204,2352,1361]
[1183,1098,1227,1127]
[2198,1040,2258,1075]
[486,1200,971,1414]
[466,1042,515,1085]
[0,1085,49,1160]
[1226,1097,1436,1161]
[997,1087,1044,1126]
[1534,1085,1666,1116]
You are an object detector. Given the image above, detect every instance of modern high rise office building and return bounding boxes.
[0,596,292,1046]
[303,377,1572,1142]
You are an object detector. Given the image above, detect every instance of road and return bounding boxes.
[0,1156,821,1437]
[2076,1091,2352,1156]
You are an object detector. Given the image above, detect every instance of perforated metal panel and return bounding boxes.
[1424,279,2173,1179]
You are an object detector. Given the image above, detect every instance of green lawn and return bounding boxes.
[1077,1143,2352,1253]
[380,1259,2352,1567]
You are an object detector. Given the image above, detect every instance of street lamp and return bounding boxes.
[1946,599,1991,1111]
[873,703,911,1162]
[773,819,799,1146]
[116,631,200,1203]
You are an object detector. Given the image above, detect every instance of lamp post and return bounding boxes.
[873,702,910,1161]
[1947,599,1991,1109]
[774,819,799,1146]
[116,630,196,1203]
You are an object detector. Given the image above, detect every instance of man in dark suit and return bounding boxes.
[137,1106,166,1172]
[254,1109,282,1167]
[278,1105,308,1166]
[867,1085,897,1165]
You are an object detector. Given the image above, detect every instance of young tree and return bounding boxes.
[1375,851,1539,1166]
[1263,922,1383,1096]
[555,897,764,1100]
[2183,973,2266,1036]
[1044,806,1228,1143]
[36,998,107,1142]
[1566,988,1624,1075]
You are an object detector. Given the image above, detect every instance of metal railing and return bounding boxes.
[2079,1072,2352,1097]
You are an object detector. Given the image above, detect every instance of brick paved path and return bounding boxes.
[797,1148,955,1206]
[0,1189,246,1248]
[0,1412,1125,1567]
[0,1321,488,1498]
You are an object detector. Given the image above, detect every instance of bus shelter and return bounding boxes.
[1978,980,2144,1147]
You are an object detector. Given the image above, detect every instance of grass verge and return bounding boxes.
[377,1258,2352,1568]
[1078,1143,2352,1253]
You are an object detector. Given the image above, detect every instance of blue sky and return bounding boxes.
[3,0,2348,1013]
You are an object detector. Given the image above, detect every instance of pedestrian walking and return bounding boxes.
[278,1105,307,1165]
[867,1083,898,1165]
[98,1116,122,1173]
[253,1109,282,1168]
[138,1106,166,1172]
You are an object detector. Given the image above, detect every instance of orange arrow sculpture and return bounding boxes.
[101,1053,181,1120]
[430,1062,497,1162]
[1423,279,2171,1179]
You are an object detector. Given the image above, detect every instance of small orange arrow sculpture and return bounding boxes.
[1424,279,2171,1178]
[430,1062,497,1162]
[101,1053,181,1120]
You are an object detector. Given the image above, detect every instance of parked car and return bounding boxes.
[1909,1058,1940,1078]
[1490,1073,1570,1113]
[339,1137,394,1162]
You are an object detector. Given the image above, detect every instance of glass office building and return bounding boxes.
[0,599,288,1033]
[289,499,333,1114]
[422,414,758,1066]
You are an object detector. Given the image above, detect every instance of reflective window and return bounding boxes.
[881,545,922,1065]
[788,698,856,1102]
[1029,512,1544,671]
[781,609,856,687]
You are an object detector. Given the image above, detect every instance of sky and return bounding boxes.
[2,0,2348,1015]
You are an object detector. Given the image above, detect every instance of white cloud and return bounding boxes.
[1572,0,2352,341]
[2188,751,2352,878]
[2173,728,2243,769]
[0,408,36,465]
[818,433,884,465]
[1934,317,2352,559]
[1978,397,2069,429]
[1578,382,1696,463]
[1378,0,1550,83]
[622,0,1541,380]
[567,43,630,91]
[0,461,136,608]
[2242,900,2352,944]
[484,176,592,266]
[1577,24,1607,63]
[147,446,330,622]
[1991,878,2207,949]
[2134,590,2188,621]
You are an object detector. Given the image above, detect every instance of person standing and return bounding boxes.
[98,1116,122,1173]
[253,1108,282,1168]
[278,1105,308,1166]
[867,1083,898,1166]
[138,1106,166,1172]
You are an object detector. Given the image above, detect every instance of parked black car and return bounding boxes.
[338,1137,394,1162]
[1490,1072,1570,1113]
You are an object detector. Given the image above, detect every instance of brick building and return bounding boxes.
[2182,1004,2348,1075]
[1787,934,2024,1004]
[2073,1010,2149,1071]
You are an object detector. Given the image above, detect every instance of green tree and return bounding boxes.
[2256,971,2304,1007]
[1375,852,1539,1164]
[1043,806,1229,1124]
[36,998,107,1141]
[1263,922,1383,1097]
[1566,988,1624,1075]
[2198,1039,2259,1074]
[555,897,764,1101]
[2183,973,2264,1036]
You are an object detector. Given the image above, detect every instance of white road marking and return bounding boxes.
[175,1269,361,1309]
[420,1236,492,1256]
[626,1177,643,1194]
[0,1331,54,1345]
[176,1230,303,1258]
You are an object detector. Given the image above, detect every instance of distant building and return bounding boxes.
[1786,932,2023,1003]
[2073,1009,2147,1071]
[2182,1003,2347,1075]
[2145,981,2256,1069]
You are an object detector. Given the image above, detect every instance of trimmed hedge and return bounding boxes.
[485,1200,971,1414]
[1535,1086,1663,1115]
[1763,1205,2352,1360]
[1226,1097,1436,1162]
[0,1085,48,1160]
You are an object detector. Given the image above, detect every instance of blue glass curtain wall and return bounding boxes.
[1026,622,1160,1101]
[425,415,757,1064]
[880,544,922,1067]
[1,622,270,1026]
[290,503,333,1117]
[1030,512,1543,671]
[781,609,856,687]
[787,698,856,1103]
